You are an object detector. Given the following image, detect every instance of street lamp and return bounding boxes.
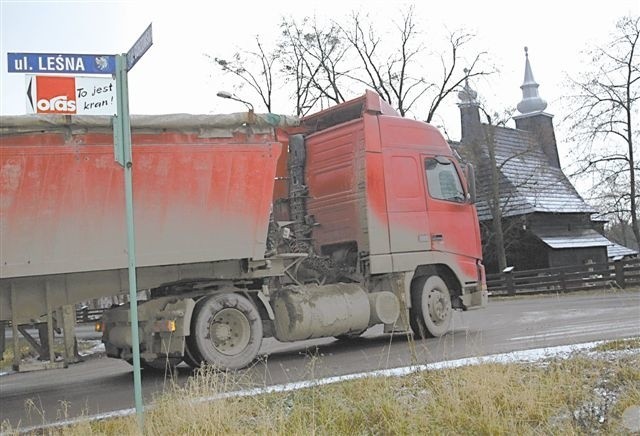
[216,91,254,112]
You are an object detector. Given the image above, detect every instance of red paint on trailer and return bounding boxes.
[0,130,281,278]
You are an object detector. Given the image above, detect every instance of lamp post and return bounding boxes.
[216,91,254,112]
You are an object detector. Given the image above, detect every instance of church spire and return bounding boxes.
[516,47,547,114]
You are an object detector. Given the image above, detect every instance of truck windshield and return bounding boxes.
[424,157,465,203]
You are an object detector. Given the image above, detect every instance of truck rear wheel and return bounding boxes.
[187,293,263,370]
[410,276,452,338]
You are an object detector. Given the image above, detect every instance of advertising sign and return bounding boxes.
[26,75,117,115]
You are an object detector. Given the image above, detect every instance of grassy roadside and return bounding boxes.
[4,338,638,435]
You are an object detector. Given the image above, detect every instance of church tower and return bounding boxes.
[513,47,561,169]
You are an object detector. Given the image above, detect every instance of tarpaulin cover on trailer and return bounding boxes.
[0,113,300,136]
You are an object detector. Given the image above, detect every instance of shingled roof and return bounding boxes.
[464,125,596,221]
[607,243,639,258]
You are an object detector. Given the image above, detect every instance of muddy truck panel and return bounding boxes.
[283,92,486,327]
[1,122,280,279]
[295,92,483,280]
[0,114,295,324]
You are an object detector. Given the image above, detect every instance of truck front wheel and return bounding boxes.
[187,293,263,370]
[409,276,452,338]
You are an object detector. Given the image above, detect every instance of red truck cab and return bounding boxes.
[276,91,487,337]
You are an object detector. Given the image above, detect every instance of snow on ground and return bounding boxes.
[79,340,105,357]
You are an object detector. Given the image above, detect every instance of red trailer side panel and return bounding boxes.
[0,131,280,278]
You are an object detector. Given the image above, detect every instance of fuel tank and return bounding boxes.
[272,283,399,341]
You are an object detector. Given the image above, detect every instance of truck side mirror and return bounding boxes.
[466,163,477,204]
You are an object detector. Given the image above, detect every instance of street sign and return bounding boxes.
[26,75,116,115]
[7,53,115,74]
[126,24,153,71]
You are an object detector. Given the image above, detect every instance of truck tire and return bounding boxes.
[187,293,263,370]
[183,341,202,369]
[409,276,452,338]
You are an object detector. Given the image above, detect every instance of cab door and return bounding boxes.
[423,156,481,259]
[382,151,430,254]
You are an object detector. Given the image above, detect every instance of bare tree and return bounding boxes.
[425,32,490,123]
[210,17,350,116]
[590,171,637,244]
[341,8,491,121]
[459,99,543,272]
[210,9,491,127]
[279,16,351,114]
[210,36,278,112]
[472,108,514,271]
[279,18,321,116]
[606,214,639,249]
[341,7,428,116]
[564,15,640,247]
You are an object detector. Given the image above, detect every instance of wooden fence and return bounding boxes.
[487,257,640,296]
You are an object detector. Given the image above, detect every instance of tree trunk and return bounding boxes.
[627,104,640,247]
[490,202,508,271]
[485,126,508,271]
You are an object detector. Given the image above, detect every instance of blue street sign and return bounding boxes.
[7,53,116,74]
[126,24,153,71]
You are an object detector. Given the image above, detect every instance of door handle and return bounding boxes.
[431,234,444,242]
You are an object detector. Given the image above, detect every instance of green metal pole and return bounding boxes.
[114,53,144,431]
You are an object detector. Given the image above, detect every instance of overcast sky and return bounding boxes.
[1,0,638,161]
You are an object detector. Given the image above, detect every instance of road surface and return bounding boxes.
[1,290,639,429]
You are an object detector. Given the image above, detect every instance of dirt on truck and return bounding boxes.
[0,90,487,370]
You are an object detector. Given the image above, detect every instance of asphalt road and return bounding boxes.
[1,290,639,429]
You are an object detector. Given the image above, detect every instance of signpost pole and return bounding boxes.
[8,25,152,433]
[113,53,144,430]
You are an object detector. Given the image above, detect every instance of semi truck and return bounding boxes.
[0,90,486,370]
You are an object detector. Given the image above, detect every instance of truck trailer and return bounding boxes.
[0,91,487,370]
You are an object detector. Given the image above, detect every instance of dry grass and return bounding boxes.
[592,337,640,352]
[0,340,32,370]
[13,343,632,436]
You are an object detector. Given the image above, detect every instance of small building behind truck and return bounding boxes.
[0,91,487,370]
[455,49,627,273]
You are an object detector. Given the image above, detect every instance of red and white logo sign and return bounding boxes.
[26,75,116,116]
[31,76,77,114]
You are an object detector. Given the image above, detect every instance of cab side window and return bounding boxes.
[425,157,465,202]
